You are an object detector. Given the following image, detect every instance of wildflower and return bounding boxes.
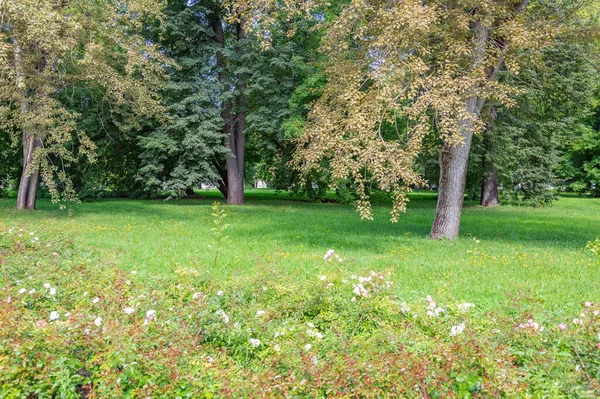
[307,329,324,339]
[352,284,369,297]
[249,338,261,348]
[256,310,266,317]
[519,319,540,331]
[558,323,567,331]
[450,323,465,336]
[307,322,315,328]
[400,302,410,314]
[49,311,59,321]
[491,329,501,334]
[319,275,327,281]
[585,301,593,307]
[29,289,35,294]
[124,307,135,315]
[192,292,204,300]
[43,283,51,289]
[350,275,357,280]
[125,280,131,285]
[92,297,99,304]
[457,302,476,313]
[351,297,357,302]
[29,232,34,236]
[144,310,156,325]
[323,249,334,261]
[18,288,26,294]
[49,287,56,296]
[311,355,318,365]
[273,344,281,352]
[36,320,47,328]
[304,344,312,351]
[216,310,230,324]
[326,282,334,289]
[131,271,137,275]
[573,318,583,325]
[34,237,39,241]
[217,290,224,296]
[94,317,102,326]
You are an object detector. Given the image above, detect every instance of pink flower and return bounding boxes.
[558,323,567,331]
[36,320,48,328]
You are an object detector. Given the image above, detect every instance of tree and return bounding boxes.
[234,0,594,239]
[0,0,168,210]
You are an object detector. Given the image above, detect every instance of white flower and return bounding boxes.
[29,289,35,294]
[34,237,39,241]
[319,275,327,281]
[585,301,592,307]
[326,282,334,289]
[49,311,59,321]
[216,310,230,323]
[323,249,335,261]
[131,271,137,275]
[49,287,56,296]
[352,284,369,297]
[125,280,131,285]
[400,302,410,314]
[518,319,540,331]
[43,283,51,289]
[192,292,204,300]
[29,232,34,236]
[18,288,26,294]
[311,355,318,365]
[255,310,266,317]
[94,317,102,326]
[457,302,476,313]
[307,329,324,339]
[124,307,135,315]
[350,275,357,280]
[450,323,465,336]
[249,338,261,348]
[273,344,281,352]
[144,310,156,325]
[304,344,312,351]
[92,297,99,304]
[217,290,224,296]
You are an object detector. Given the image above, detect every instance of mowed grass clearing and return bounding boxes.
[1,190,599,315]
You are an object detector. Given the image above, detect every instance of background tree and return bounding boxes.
[0,0,168,210]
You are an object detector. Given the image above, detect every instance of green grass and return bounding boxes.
[1,190,599,314]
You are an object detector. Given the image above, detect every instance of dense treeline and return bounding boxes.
[1,0,599,239]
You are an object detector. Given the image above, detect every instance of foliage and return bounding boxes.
[137,0,228,198]
[557,117,600,197]
[1,224,600,397]
[0,0,169,204]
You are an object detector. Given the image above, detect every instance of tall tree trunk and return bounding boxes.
[226,22,247,205]
[480,119,499,207]
[430,103,478,240]
[480,168,499,206]
[17,134,42,210]
[14,41,42,210]
[430,19,490,240]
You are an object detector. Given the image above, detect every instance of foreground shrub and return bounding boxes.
[0,226,599,398]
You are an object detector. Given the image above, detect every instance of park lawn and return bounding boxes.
[0,190,599,315]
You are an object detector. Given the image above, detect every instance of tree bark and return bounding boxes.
[480,116,499,207]
[430,18,489,240]
[430,103,478,240]
[17,134,42,210]
[226,22,247,205]
[14,41,42,210]
[209,13,245,204]
[480,168,499,206]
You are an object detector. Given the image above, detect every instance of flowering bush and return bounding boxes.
[1,226,599,397]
